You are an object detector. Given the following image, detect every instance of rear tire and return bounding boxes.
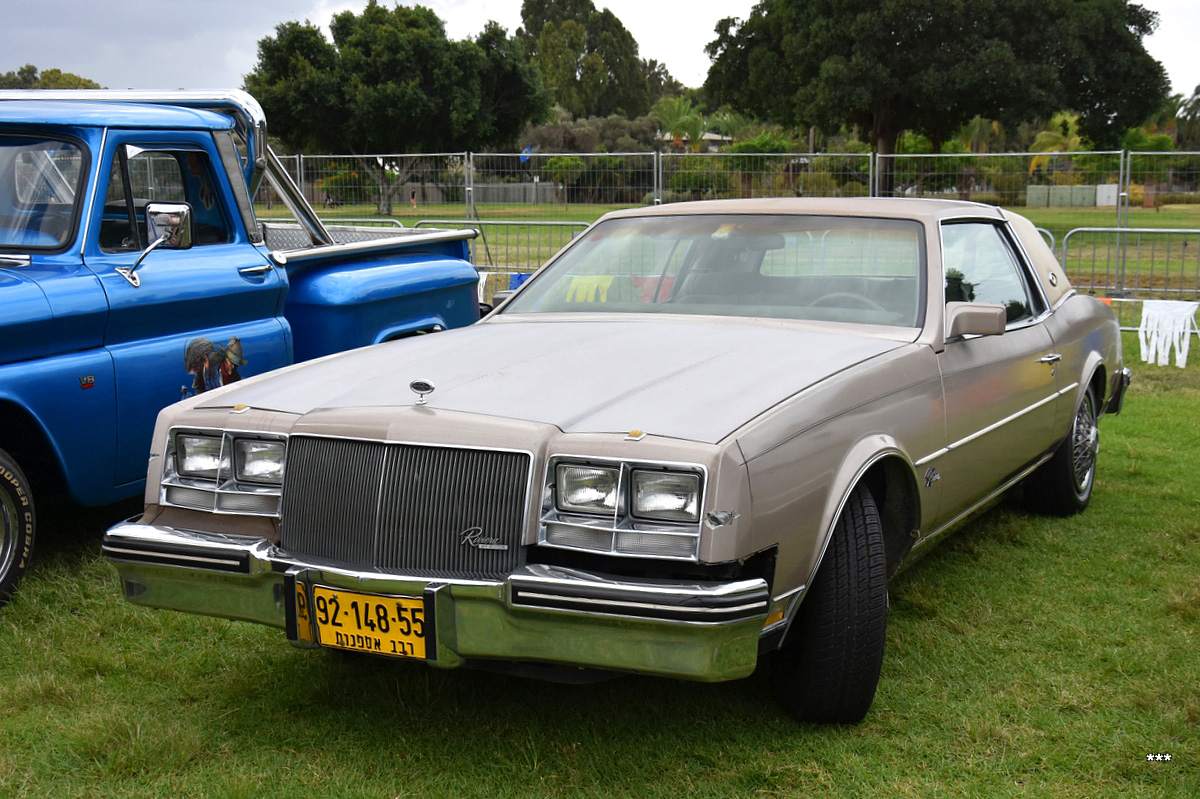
[0,448,35,606]
[1025,386,1098,516]
[772,483,888,724]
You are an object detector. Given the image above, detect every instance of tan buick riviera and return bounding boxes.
[104,198,1130,723]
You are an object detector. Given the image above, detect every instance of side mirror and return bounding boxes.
[117,203,194,287]
[946,301,1006,338]
[146,202,194,251]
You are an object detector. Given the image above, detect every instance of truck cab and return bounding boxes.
[0,90,480,603]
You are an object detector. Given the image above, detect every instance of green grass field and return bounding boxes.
[0,332,1196,797]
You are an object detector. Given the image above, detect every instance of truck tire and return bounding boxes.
[0,448,35,605]
[1025,386,1098,516]
[772,483,888,724]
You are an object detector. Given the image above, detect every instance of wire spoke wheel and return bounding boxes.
[1071,392,1099,496]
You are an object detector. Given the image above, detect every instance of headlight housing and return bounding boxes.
[542,457,706,561]
[176,434,226,479]
[161,429,286,516]
[555,464,619,515]
[235,439,286,484]
[631,470,700,522]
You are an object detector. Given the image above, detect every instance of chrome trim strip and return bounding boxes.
[271,228,478,264]
[101,545,242,568]
[514,591,767,616]
[911,452,1053,551]
[914,382,1078,467]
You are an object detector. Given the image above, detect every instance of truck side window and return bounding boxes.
[100,149,231,251]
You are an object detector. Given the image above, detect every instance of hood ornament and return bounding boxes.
[409,379,435,405]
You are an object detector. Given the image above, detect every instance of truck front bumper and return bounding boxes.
[102,519,770,682]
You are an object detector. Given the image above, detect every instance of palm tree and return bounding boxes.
[957,116,1004,200]
[1175,86,1200,150]
[1028,112,1087,178]
[652,96,702,153]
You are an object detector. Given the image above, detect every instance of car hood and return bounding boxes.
[200,317,909,444]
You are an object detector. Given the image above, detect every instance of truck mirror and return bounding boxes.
[146,202,194,250]
[117,202,195,287]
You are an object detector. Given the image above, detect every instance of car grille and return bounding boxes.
[280,436,530,577]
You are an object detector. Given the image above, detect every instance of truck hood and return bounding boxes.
[198,317,910,444]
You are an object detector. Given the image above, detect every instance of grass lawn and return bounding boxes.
[4,336,1193,798]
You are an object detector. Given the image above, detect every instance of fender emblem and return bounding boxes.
[79,375,95,390]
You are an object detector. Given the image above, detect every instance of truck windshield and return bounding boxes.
[0,136,85,250]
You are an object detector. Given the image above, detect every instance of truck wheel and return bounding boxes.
[1025,386,1098,517]
[772,483,887,724]
[0,448,36,605]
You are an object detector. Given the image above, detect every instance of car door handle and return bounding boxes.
[1036,353,1063,364]
[238,264,273,277]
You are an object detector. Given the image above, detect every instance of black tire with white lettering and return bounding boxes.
[1025,386,1098,516]
[0,448,35,606]
[772,483,888,724]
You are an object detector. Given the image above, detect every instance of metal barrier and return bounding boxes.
[323,218,404,228]
[413,219,589,302]
[1060,227,1200,299]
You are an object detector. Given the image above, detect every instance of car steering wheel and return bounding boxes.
[809,292,886,312]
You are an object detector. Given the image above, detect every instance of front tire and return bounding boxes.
[0,448,36,605]
[1026,386,1099,516]
[772,483,888,724]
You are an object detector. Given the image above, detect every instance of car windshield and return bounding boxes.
[0,135,85,250]
[502,214,926,327]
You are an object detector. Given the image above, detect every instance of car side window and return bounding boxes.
[941,222,1041,324]
[100,149,230,252]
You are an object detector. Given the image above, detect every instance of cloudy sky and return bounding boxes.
[4,0,1197,98]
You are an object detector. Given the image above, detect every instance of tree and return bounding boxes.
[1028,112,1088,178]
[519,0,653,118]
[652,96,702,152]
[244,1,548,213]
[545,154,585,206]
[705,0,1168,194]
[1179,86,1200,151]
[0,64,102,89]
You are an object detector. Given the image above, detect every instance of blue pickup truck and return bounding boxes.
[0,90,480,603]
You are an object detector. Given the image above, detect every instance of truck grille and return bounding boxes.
[280,436,530,577]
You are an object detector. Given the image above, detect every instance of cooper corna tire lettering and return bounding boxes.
[0,448,35,606]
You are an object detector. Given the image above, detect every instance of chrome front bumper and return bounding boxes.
[102,519,770,682]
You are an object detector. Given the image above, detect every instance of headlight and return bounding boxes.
[556,464,619,515]
[631,470,700,522]
[234,439,285,484]
[176,434,226,479]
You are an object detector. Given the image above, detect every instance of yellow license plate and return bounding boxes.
[303,585,428,659]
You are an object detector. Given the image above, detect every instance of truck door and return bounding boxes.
[84,131,290,487]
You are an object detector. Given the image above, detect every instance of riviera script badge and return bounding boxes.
[460,527,508,551]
